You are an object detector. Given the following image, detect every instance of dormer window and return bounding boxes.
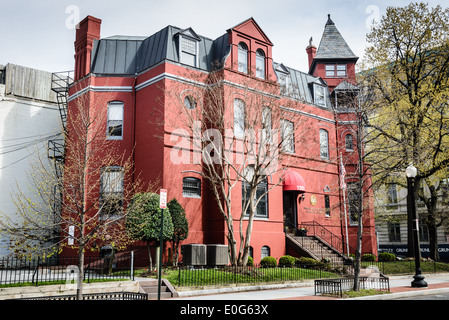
[256,49,265,79]
[314,84,326,107]
[177,28,201,68]
[181,37,198,67]
[238,42,248,74]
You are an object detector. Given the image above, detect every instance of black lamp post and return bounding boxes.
[405,165,428,288]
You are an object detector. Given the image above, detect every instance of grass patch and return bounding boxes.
[362,261,449,275]
[0,277,129,289]
[341,289,390,298]
[137,267,339,287]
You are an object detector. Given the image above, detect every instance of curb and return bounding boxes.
[176,281,314,297]
[344,287,449,300]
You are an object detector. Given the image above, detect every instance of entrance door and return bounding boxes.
[283,192,297,232]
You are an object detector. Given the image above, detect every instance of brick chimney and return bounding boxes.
[74,16,102,81]
[306,36,317,71]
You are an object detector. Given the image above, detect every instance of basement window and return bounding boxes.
[183,177,201,198]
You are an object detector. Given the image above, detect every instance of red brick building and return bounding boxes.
[64,15,377,264]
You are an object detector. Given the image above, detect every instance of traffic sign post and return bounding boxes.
[158,189,167,300]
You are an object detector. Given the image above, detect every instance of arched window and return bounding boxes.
[261,246,270,259]
[256,49,265,79]
[345,134,353,151]
[238,43,248,74]
[320,129,329,160]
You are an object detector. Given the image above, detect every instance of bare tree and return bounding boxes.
[164,69,312,265]
[0,90,142,299]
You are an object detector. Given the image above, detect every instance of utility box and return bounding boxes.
[207,244,229,266]
[181,244,207,266]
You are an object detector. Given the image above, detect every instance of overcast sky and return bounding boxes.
[0,0,447,73]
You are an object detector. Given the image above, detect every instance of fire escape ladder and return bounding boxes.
[47,71,73,231]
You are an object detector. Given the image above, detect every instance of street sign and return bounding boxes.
[159,189,167,209]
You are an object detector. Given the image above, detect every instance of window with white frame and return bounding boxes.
[180,36,197,67]
[234,98,245,138]
[262,106,272,143]
[320,129,329,160]
[100,166,124,217]
[325,64,347,77]
[238,43,248,74]
[281,119,295,153]
[314,84,326,107]
[107,101,124,139]
[256,49,265,79]
[345,134,353,151]
[242,166,268,218]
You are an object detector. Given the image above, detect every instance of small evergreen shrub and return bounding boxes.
[260,256,277,268]
[278,255,296,267]
[378,252,396,262]
[362,253,376,262]
[297,257,319,266]
[246,256,254,266]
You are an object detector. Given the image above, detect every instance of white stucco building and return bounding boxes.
[0,63,61,257]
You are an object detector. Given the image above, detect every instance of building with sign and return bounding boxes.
[61,15,377,264]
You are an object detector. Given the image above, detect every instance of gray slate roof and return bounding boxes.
[314,15,358,60]
[90,22,331,109]
[91,26,230,75]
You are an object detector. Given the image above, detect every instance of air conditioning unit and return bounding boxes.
[181,244,207,266]
[207,244,229,266]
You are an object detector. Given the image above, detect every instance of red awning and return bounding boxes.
[282,169,306,192]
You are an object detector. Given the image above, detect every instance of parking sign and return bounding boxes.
[159,189,167,209]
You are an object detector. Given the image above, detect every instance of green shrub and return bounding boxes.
[246,256,254,266]
[278,255,296,267]
[260,256,277,268]
[297,257,319,266]
[362,253,376,262]
[378,252,396,262]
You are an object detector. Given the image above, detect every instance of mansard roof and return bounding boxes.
[314,15,358,61]
[90,26,230,75]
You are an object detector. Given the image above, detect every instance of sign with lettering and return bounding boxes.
[159,189,167,209]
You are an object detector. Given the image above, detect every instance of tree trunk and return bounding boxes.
[428,220,439,261]
[76,247,84,300]
[147,241,153,271]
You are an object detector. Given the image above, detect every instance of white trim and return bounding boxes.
[280,106,335,124]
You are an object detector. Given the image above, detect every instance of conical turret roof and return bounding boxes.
[314,14,358,60]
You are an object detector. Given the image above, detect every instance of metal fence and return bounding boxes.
[177,263,340,287]
[0,252,134,286]
[314,276,390,297]
[20,292,148,301]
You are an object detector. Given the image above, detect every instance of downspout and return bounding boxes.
[131,75,137,187]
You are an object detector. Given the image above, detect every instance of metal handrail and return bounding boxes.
[300,221,356,256]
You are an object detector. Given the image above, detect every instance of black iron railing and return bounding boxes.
[176,263,341,287]
[20,291,148,300]
[314,276,390,297]
[0,252,135,286]
[299,221,356,256]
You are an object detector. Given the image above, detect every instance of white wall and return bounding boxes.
[0,66,61,257]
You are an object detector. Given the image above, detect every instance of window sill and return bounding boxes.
[183,195,201,199]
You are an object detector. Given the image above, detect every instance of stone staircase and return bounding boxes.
[286,233,349,266]
[138,279,178,300]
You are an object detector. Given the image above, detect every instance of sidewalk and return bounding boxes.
[172,273,449,300]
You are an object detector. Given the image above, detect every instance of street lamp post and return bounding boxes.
[405,165,428,288]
